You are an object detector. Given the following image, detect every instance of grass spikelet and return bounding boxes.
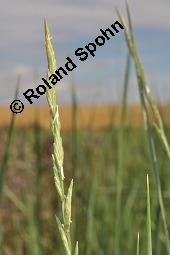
[44,20,78,255]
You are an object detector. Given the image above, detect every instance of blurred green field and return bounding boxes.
[0,123,170,255]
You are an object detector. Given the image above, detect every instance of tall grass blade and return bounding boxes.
[0,79,19,253]
[147,175,152,255]
[116,7,170,255]
[5,186,41,255]
[33,116,44,255]
[114,12,131,255]
[136,232,140,255]
[74,242,78,255]
[4,185,26,214]
[86,172,98,255]
[0,78,19,203]
[70,81,78,179]
[153,205,161,255]
[117,5,170,159]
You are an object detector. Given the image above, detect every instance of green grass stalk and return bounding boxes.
[147,175,152,255]
[116,7,170,255]
[114,14,131,255]
[33,118,44,255]
[86,172,98,255]
[0,79,19,203]
[136,232,140,255]
[71,82,78,179]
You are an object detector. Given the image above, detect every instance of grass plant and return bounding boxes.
[116,6,170,255]
[44,20,78,255]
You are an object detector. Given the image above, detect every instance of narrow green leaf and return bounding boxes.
[74,242,78,255]
[147,174,152,255]
[125,1,134,43]
[136,232,140,255]
[0,78,19,203]
[116,7,170,255]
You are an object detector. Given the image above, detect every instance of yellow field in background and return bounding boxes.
[0,104,170,131]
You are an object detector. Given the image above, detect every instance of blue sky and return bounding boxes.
[0,0,170,105]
